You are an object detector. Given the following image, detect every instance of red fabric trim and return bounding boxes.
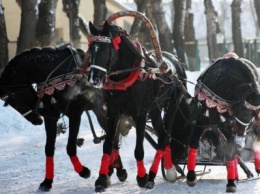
[150,149,163,174]
[45,156,54,179]
[226,159,236,179]
[99,154,110,175]
[163,145,173,169]
[187,147,197,171]
[234,157,239,179]
[70,155,83,173]
[136,160,146,178]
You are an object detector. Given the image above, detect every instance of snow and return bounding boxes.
[1,70,260,194]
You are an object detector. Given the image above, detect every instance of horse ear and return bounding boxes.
[89,21,100,36]
[103,21,110,30]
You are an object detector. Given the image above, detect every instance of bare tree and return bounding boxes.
[130,0,150,37]
[150,0,173,52]
[93,0,107,26]
[0,0,8,73]
[185,0,197,71]
[62,0,81,48]
[231,0,244,57]
[36,0,58,47]
[204,0,218,62]
[254,0,260,34]
[173,0,187,64]
[16,0,39,54]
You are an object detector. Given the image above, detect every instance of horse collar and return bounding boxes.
[103,41,145,90]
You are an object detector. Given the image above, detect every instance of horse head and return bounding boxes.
[88,21,143,88]
[0,57,43,125]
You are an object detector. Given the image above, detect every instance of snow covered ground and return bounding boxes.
[0,71,260,194]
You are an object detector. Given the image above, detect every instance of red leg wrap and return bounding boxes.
[109,149,119,165]
[163,145,173,169]
[150,149,164,174]
[187,147,197,171]
[234,157,239,179]
[99,154,110,175]
[136,160,146,178]
[46,156,54,179]
[70,155,83,173]
[254,151,260,170]
[226,159,236,180]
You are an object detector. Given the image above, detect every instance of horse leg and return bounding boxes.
[148,109,177,186]
[108,145,128,182]
[67,112,91,178]
[95,117,116,192]
[38,117,58,191]
[186,119,204,187]
[134,116,150,188]
[253,137,260,175]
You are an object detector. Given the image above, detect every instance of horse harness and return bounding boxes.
[88,35,179,91]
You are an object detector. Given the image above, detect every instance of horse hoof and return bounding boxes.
[116,168,128,182]
[145,181,155,189]
[165,167,177,182]
[186,171,197,187]
[226,179,236,193]
[226,186,236,193]
[38,178,53,191]
[79,166,91,178]
[136,173,149,188]
[95,175,111,192]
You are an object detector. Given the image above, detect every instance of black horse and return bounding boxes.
[0,44,125,191]
[87,21,189,191]
[185,54,260,193]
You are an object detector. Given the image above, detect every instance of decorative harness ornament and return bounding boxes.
[37,73,77,98]
[195,81,233,114]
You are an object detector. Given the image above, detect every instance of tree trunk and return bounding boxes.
[0,0,8,73]
[62,0,81,48]
[130,0,150,37]
[184,0,197,71]
[93,0,107,26]
[151,0,173,53]
[16,0,39,54]
[173,0,187,65]
[204,0,218,63]
[36,0,58,47]
[254,0,260,35]
[62,0,89,41]
[231,0,244,57]
[137,2,155,49]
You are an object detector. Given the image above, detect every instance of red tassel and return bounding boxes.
[45,156,54,179]
[150,149,163,174]
[70,155,83,173]
[112,36,121,50]
[187,147,197,171]
[254,151,260,170]
[226,159,236,179]
[99,154,110,175]
[136,160,146,178]
[88,38,93,46]
[164,145,173,169]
